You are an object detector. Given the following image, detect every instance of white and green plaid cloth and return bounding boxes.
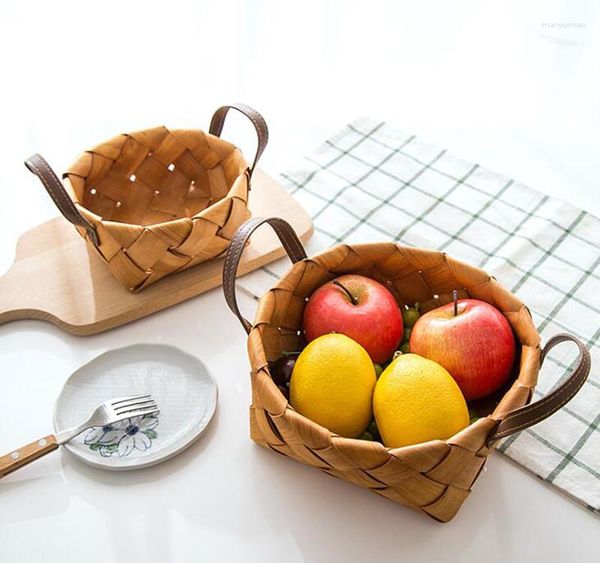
[239,117,600,515]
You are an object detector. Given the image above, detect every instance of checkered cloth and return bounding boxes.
[239,117,600,515]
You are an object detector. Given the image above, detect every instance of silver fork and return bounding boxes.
[0,394,159,478]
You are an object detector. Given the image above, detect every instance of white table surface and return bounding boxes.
[0,1,598,561]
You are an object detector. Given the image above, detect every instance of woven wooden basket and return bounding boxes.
[223,217,590,522]
[25,104,268,291]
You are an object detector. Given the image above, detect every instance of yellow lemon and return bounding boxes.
[290,334,376,438]
[374,354,469,447]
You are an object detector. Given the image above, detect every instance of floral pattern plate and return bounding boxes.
[53,344,217,471]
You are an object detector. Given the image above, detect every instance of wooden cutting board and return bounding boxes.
[0,170,313,335]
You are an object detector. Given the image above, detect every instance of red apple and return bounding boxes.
[409,298,516,400]
[303,274,403,363]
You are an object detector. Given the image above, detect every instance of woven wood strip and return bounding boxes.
[247,242,542,522]
[62,126,251,290]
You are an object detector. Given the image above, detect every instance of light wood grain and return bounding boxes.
[0,170,313,335]
[0,435,58,478]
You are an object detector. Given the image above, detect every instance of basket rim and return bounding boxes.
[63,125,251,229]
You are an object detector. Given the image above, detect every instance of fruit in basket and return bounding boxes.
[374,354,469,448]
[410,297,516,400]
[303,274,403,363]
[277,384,290,400]
[290,334,376,438]
[269,353,299,387]
[367,419,381,441]
[396,306,417,354]
[402,327,412,343]
[402,303,421,328]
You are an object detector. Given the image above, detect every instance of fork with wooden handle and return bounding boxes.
[0,394,159,478]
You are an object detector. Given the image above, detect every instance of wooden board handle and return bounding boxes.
[0,263,40,327]
[0,435,58,478]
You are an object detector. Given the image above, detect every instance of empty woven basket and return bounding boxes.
[25,103,268,291]
[223,217,590,523]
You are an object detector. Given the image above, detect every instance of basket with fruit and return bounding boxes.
[223,217,590,522]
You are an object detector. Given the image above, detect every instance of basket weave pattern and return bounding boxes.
[247,242,542,522]
[63,126,250,290]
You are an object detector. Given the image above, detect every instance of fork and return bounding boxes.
[0,394,159,478]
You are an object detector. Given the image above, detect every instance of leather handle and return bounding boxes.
[488,333,591,444]
[0,435,58,478]
[209,103,268,180]
[24,154,99,246]
[223,217,307,333]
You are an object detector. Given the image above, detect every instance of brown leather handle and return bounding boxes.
[209,103,268,180]
[0,435,58,478]
[24,154,99,246]
[223,217,307,333]
[488,333,591,444]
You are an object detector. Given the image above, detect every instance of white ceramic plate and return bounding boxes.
[53,344,217,471]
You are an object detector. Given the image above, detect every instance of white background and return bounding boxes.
[0,1,598,561]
